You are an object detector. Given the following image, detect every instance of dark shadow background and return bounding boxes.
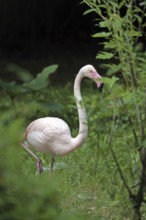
[0,0,101,83]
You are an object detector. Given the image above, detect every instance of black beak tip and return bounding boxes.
[99,83,104,93]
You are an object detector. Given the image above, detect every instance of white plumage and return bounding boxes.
[26,117,73,155]
[20,65,103,176]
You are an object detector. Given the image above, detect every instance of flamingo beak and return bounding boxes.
[94,75,104,93]
[91,70,104,93]
[98,82,104,93]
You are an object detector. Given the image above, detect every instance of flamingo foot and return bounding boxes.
[37,160,43,174]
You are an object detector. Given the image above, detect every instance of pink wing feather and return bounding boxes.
[25,117,72,155]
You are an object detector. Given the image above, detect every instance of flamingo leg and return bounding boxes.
[20,142,43,174]
[50,157,55,177]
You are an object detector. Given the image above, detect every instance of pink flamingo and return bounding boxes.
[20,65,103,175]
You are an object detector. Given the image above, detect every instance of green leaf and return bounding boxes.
[119,0,126,9]
[6,63,33,82]
[125,30,142,37]
[0,79,28,95]
[134,14,142,24]
[121,91,133,104]
[99,20,110,28]
[83,9,95,15]
[23,64,58,91]
[92,32,111,38]
[101,76,119,88]
[96,52,114,59]
[95,5,102,16]
[103,41,117,49]
[106,64,121,75]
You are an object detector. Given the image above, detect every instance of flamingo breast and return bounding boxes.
[25,117,72,155]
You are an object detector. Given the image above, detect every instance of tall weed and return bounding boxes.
[82,0,146,219]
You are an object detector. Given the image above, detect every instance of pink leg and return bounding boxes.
[20,142,43,174]
[37,159,43,174]
[50,157,55,177]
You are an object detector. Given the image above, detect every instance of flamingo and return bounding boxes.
[20,65,103,176]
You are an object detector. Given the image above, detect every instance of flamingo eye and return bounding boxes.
[90,70,97,78]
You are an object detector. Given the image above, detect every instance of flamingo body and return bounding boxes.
[21,65,103,175]
[25,117,73,156]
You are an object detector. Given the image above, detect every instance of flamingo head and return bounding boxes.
[81,65,104,92]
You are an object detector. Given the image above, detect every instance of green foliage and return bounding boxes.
[0,64,58,93]
[6,63,33,82]
[23,65,58,91]
[82,0,146,219]
[0,119,61,220]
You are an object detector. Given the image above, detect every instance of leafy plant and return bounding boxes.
[0,64,60,123]
[82,0,146,219]
[23,65,58,91]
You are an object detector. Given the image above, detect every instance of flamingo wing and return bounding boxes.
[25,117,72,155]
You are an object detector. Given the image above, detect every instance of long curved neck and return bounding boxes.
[73,70,88,147]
